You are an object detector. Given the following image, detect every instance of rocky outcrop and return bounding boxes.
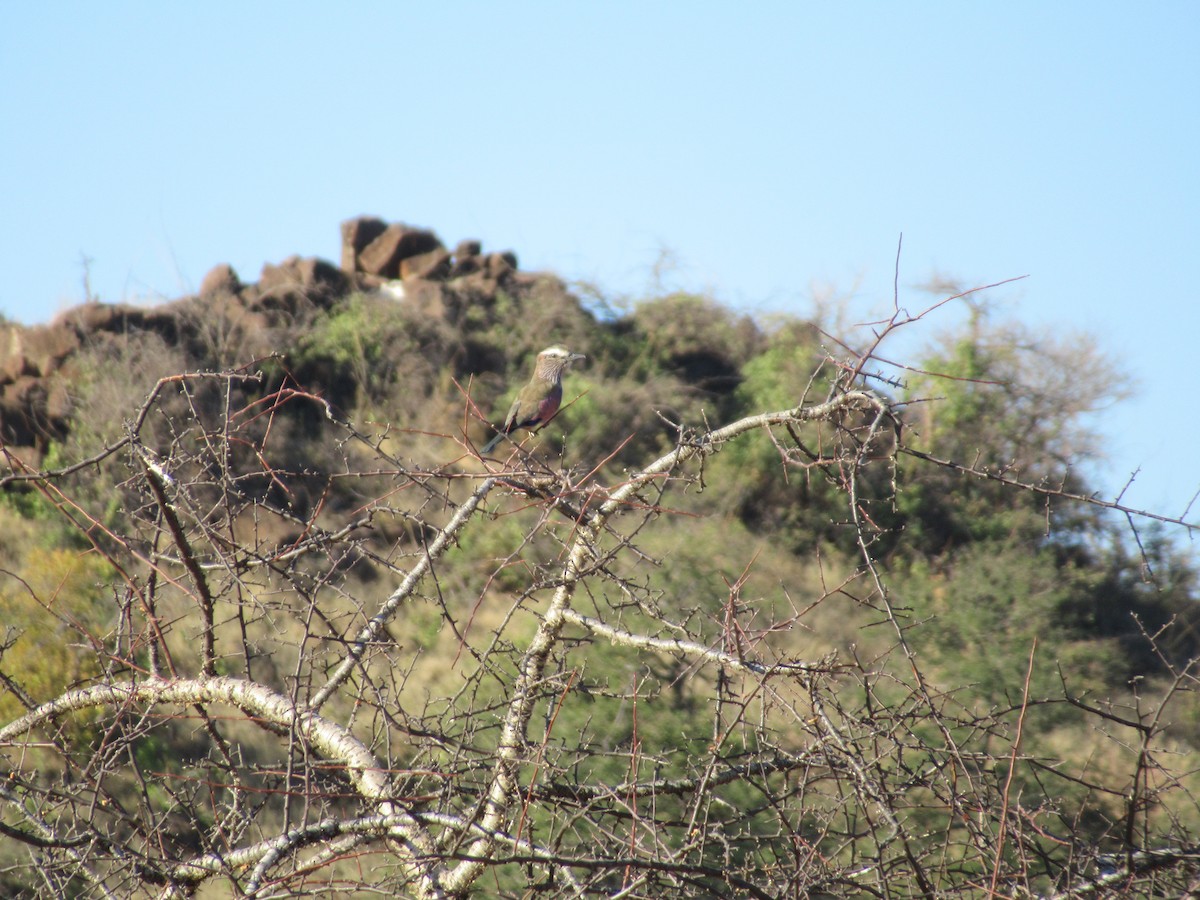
[355,224,442,279]
[251,255,351,321]
[0,216,536,459]
[199,263,242,298]
[2,322,80,380]
[338,215,520,291]
[339,217,389,272]
[0,303,184,447]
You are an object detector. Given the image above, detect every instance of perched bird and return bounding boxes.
[481,346,586,454]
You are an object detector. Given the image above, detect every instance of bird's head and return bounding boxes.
[535,346,586,379]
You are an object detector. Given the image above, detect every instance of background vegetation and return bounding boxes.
[0,262,1197,898]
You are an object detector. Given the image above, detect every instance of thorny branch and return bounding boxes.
[0,336,1197,899]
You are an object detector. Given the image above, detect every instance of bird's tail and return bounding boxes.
[480,431,506,454]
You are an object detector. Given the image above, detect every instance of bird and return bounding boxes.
[480,346,586,454]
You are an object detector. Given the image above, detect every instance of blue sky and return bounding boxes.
[2,3,1197,525]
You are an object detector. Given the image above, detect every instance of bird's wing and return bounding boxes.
[501,395,524,433]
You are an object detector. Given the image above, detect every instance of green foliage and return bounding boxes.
[292,293,407,408]
[901,541,1124,715]
[0,477,58,523]
[626,292,761,392]
[309,296,390,369]
[731,320,828,413]
[898,308,1125,557]
[704,322,886,554]
[0,541,114,729]
[1074,525,1200,680]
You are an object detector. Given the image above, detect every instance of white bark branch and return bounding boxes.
[0,676,451,898]
[442,390,886,892]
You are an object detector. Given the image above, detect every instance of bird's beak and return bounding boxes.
[570,353,586,363]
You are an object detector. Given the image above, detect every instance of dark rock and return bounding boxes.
[340,216,389,271]
[0,323,82,380]
[449,257,483,278]
[44,378,73,422]
[22,324,81,377]
[350,271,386,293]
[258,255,300,292]
[57,303,181,346]
[484,251,518,279]
[248,287,320,324]
[200,263,242,298]
[400,247,452,281]
[454,239,482,260]
[453,271,502,304]
[297,257,350,296]
[450,240,484,278]
[357,225,444,278]
[258,256,349,311]
[1,326,31,381]
[59,302,128,334]
[0,376,63,446]
[403,280,448,321]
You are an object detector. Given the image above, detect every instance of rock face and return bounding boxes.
[338,216,520,289]
[0,216,531,459]
[0,376,55,448]
[1,324,75,447]
[256,255,350,315]
[339,217,389,272]
[355,224,443,279]
[200,263,242,298]
[400,247,452,280]
[2,324,79,380]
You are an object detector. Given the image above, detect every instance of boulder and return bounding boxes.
[25,324,81,377]
[403,279,448,321]
[1,325,31,381]
[400,247,452,281]
[57,303,180,346]
[59,302,127,334]
[200,263,242,298]
[450,240,484,277]
[258,256,349,309]
[0,323,81,380]
[340,216,389,271]
[484,251,518,279]
[43,377,73,422]
[0,375,61,446]
[454,239,482,260]
[357,225,443,278]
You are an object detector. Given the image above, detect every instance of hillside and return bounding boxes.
[3,217,555,451]
[1,218,1198,898]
